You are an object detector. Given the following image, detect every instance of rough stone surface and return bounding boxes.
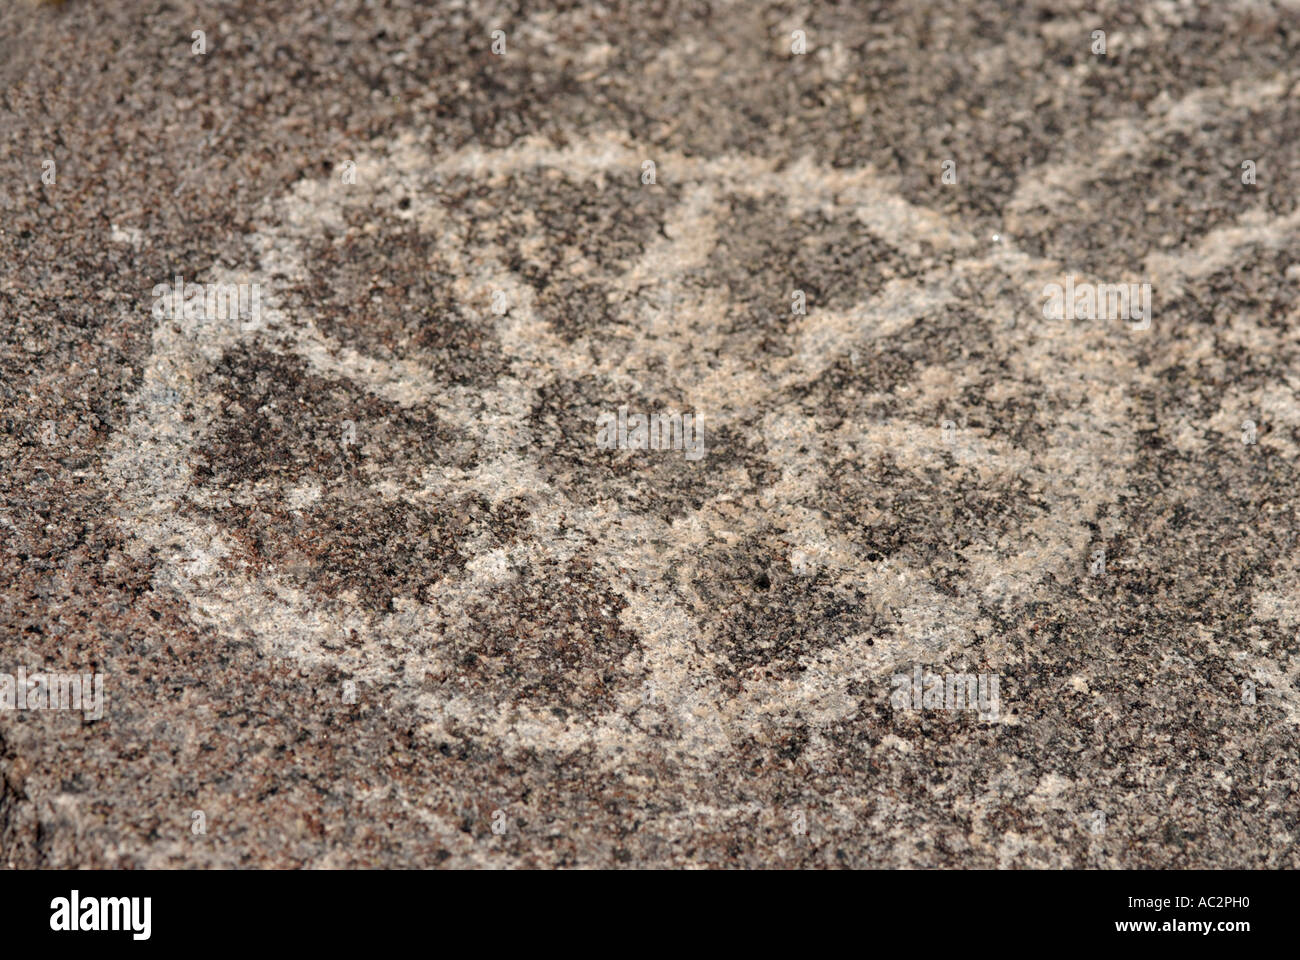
[1,0,1298,868]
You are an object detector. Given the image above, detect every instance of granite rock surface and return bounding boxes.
[1,0,1299,867]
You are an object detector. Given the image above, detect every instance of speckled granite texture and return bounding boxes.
[2,0,1299,868]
